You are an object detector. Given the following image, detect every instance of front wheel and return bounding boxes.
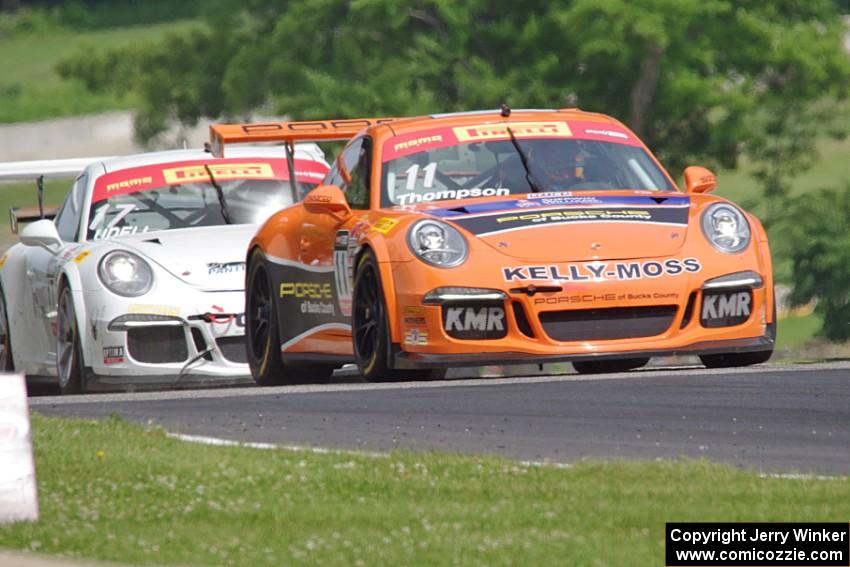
[352,250,432,382]
[57,284,86,394]
[245,251,334,385]
[572,357,650,375]
[699,350,773,369]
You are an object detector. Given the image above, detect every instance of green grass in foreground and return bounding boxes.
[0,415,848,566]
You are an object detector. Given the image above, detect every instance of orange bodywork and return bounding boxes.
[216,109,775,368]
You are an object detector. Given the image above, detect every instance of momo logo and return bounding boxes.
[163,163,273,184]
[700,290,752,327]
[106,176,152,192]
[279,282,332,299]
[453,121,571,142]
[443,306,506,339]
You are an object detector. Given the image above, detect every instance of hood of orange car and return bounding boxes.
[423,193,691,262]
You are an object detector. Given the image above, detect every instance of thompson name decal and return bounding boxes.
[502,258,702,282]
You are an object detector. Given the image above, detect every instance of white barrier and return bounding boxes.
[0,373,38,522]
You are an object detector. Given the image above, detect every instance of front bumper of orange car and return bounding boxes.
[387,254,774,369]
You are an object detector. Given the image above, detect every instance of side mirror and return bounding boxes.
[20,219,62,251]
[303,184,352,221]
[683,166,717,194]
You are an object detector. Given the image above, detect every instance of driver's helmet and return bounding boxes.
[532,141,582,186]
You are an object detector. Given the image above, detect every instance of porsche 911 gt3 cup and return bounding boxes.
[0,145,329,393]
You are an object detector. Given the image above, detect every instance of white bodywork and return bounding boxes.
[0,145,327,390]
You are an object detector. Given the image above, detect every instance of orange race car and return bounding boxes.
[210,107,774,384]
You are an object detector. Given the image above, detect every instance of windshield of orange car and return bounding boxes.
[86,158,327,241]
[380,121,676,207]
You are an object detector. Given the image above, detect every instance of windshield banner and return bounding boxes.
[92,158,328,202]
[382,120,642,162]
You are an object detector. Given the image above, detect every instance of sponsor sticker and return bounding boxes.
[453,121,572,142]
[443,306,507,339]
[532,291,679,306]
[700,290,752,327]
[404,328,428,346]
[403,306,427,326]
[128,304,180,317]
[373,217,400,234]
[280,282,332,299]
[102,346,124,365]
[502,258,702,282]
[300,301,335,315]
[207,261,245,275]
[163,163,274,184]
[106,176,153,193]
[452,206,689,236]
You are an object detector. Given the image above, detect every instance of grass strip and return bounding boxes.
[0,414,848,566]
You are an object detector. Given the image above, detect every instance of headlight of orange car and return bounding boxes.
[701,203,750,253]
[407,219,468,267]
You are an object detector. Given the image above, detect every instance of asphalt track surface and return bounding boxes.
[29,362,850,475]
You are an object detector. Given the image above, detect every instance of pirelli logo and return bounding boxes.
[107,176,153,192]
[453,121,571,142]
[163,163,274,184]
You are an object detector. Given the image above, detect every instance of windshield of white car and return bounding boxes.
[86,179,317,241]
[381,136,676,207]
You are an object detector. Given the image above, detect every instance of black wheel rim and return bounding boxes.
[353,263,380,362]
[247,264,272,360]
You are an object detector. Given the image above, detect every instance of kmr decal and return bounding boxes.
[700,290,752,328]
[502,258,702,282]
[443,306,507,339]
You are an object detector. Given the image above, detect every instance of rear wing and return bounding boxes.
[209,118,397,157]
[0,156,113,234]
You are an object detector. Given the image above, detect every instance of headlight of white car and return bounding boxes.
[700,203,750,253]
[407,219,468,267]
[97,250,154,297]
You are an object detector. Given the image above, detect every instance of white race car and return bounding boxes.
[0,145,329,393]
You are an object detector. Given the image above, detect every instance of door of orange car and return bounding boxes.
[292,136,373,354]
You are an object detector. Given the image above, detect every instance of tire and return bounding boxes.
[699,350,773,369]
[245,251,334,385]
[0,285,13,372]
[352,250,432,382]
[56,284,86,394]
[572,357,650,375]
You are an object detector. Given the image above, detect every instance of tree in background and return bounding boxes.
[786,185,850,341]
[57,0,849,174]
